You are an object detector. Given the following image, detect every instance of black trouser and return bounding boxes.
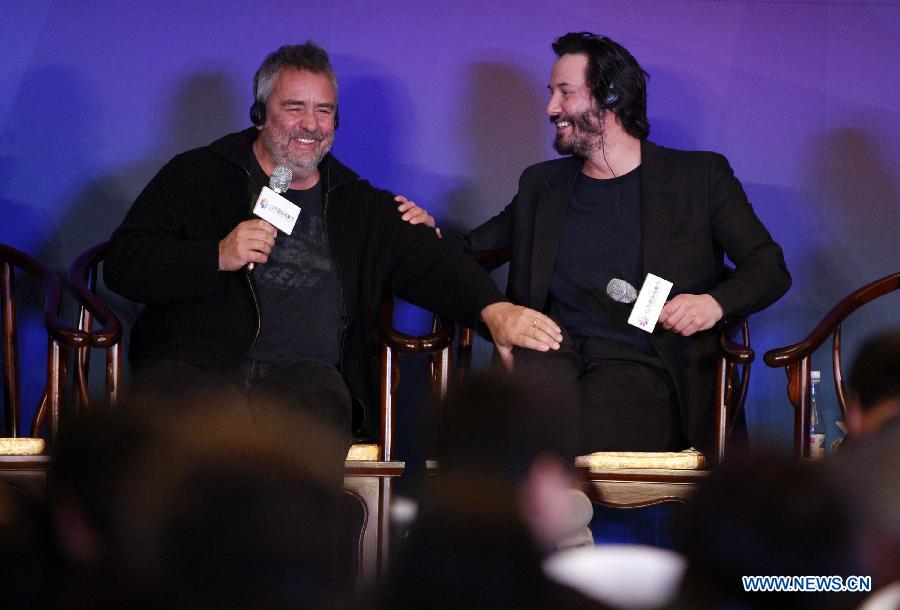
[512,334,686,453]
[131,358,353,476]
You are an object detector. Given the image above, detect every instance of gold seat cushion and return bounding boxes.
[0,438,45,456]
[346,443,380,461]
[576,448,705,470]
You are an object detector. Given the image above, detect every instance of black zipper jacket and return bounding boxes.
[105,128,504,436]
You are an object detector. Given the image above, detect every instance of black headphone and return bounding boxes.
[249,99,340,129]
[599,63,625,110]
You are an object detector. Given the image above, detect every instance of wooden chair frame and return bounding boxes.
[345,294,455,579]
[1,243,87,498]
[69,241,123,412]
[764,272,900,459]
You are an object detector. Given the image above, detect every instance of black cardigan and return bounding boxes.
[106,128,504,435]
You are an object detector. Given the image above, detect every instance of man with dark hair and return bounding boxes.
[105,42,561,467]
[829,328,900,604]
[845,327,900,439]
[463,32,791,453]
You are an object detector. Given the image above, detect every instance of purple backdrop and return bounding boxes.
[2,0,898,450]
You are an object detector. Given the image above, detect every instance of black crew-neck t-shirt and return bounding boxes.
[247,159,343,365]
[548,166,655,355]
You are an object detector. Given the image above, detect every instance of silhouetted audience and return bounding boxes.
[676,453,871,610]
[379,373,609,610]
[829,328,900,606]
[49,400,351,609]
[844,327,900,440]
[18,329,900,609]
[0,484,55,609]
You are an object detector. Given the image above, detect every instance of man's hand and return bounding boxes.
[480,302,562,370]
[395,195,442,238]
[218,219,278,271]
[658,293,724,337]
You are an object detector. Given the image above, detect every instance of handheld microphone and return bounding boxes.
[269,165,292,193]
[606,278,638,304]
[248,166,294,271]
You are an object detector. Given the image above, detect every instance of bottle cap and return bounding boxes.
[811,370,821,382]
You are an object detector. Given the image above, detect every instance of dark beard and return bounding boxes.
[552,109,603,156]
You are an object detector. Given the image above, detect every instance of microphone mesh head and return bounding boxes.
[606,278,637,304]
[269,165,293,194]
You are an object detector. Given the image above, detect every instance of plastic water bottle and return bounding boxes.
[808,370,826,459]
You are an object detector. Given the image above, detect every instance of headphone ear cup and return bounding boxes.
[250,101,266,126]
[601,88,620,109]
[599,63,625,110]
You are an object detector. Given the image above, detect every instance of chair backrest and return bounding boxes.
[68,242,122,413]
[764,271,900,459]
[1,243,86,446]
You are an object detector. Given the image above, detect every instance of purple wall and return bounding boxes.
[2,0,898,450]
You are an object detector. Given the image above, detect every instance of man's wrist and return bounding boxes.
[704,293,725,323]
[480,300,508,323]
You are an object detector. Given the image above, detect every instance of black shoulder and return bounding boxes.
[520,156,581,184]
[649,142,729,171]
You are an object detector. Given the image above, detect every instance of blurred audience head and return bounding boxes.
[678,453,870,610]
[0,484,54,609]
[846,327,900,439]
[381,374,597,610]
[830,410,900,589]
[50,398,349,609]
[432,372,580,551]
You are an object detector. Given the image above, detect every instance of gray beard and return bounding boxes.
[264,133,333,179]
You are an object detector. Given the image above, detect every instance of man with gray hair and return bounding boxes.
[105,43,560,467]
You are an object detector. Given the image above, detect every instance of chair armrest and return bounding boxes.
[0,243,87,348]
[377,293,454,354]
[764,272,900,368]
[68,242,122,349]
[719,316,754,365]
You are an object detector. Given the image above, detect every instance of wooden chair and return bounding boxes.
[345,293,454,579]
[454,249,754,508]
[764,272,900,459]
[1,243,86,498]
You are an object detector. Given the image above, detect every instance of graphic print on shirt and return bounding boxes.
[256,211,332,291]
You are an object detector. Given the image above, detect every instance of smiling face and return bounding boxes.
[546,53,604,157]
[256,68,337,185]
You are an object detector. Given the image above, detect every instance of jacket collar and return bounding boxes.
[529,156,583,307]
[207,127,359,191]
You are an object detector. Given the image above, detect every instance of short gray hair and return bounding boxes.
[253,42,338,104]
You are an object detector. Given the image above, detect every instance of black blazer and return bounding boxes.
[464,140,791,450]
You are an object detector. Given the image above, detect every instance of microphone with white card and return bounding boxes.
[606,274,674,333]
[252,165,301,235]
